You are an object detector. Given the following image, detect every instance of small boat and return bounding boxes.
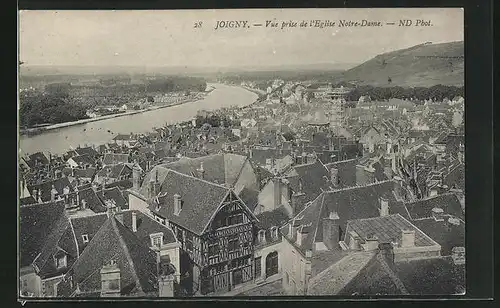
[83,128,86,132]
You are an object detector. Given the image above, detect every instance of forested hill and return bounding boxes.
[337,41,464,87]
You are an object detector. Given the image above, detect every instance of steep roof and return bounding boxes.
[394,256,465,295]
[19,201,66,268]
[308,252,376,295]
[324,158,357,188]
[97,187,128,210]
[69,213,108,255]
[27,177,74,203]
[144,167,233,235]
[281,181,408,255]
[103,153,130,165]
[65,217,158,296]
[411,218,465,256]
[32,214,78,279]
[404,193,464,220]
[69,155,95,166]
[75,147,99,158]
[160,153,248,186]
[120,210,177,247]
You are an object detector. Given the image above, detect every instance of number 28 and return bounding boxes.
[194,21,203,28]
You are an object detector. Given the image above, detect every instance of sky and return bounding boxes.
[19,8,464,68]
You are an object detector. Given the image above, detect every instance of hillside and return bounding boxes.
[337,41,464,87]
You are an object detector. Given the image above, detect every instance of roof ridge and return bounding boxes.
[19,199,65,209]
[326,179,394,194]
[404,192,457,205]
[165,168,231,190]
[110,218,145,294]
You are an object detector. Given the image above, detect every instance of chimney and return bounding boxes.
[197,162,205,179]
[296,225,309,246]
[273,178,282,208]
[100,260,121,297]
[158,255,175,297]
[451,247,465,265]
[81,199,87,210]
[330,168,339,187]
[131,166,141,191]
[322,211,340,250]
[379,197,389,217]
[401,230,415,248]
[288,219,301,240]
[50,185,58,201]
[378,243,395,266]
[173,194,182,216]
[132,211,138,232]
[348,231,361,250]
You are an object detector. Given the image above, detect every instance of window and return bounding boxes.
[228,234,239,252]
[258,230,266,243]
[150,233,164,248]
[229,214,243,226]
[270,226,278,240]
[186,238,193,252]
[208,243,218,256]
[82,234,89,243]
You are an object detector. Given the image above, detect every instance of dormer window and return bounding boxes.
[150,232,164,248]
[82,234,89,244]
[258,229,266,243]
[270,226,278,240]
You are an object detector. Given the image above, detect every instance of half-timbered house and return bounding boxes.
[129,165,259,295]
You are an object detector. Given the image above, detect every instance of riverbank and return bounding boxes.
[20,84,259,155]
[19,95,205,137]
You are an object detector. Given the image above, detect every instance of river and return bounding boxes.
[19,84,258,155]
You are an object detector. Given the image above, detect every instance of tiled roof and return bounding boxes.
[344,214,438,248]
[307,252,376,295]
[404,193,463,220]
[69,154,95,166]
[160,153,248,186]
[237,187,260,212]
[255,207,290,230]
[72,167,97,179]
[24,152,49,169]
[103,154,129,165]
[75,147,99,158]
[32,214,78,279]
[412,218,465,256]
[27,177,74,203]
[337,253,403,295]
[69,213,108,255]
[97,187,128,210]
[120,210,177,247]
[96,163,132,179]
[19,201,66,268]
[324,159,357,188]
[19,196,36,206]
[65,217,158,296]
[281,181,408,255]
[394,256,465,295]
[143,167,232,235]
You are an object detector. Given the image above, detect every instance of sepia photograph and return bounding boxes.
[18,8,465,299]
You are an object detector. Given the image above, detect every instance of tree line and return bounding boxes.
[340,84,464,102]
